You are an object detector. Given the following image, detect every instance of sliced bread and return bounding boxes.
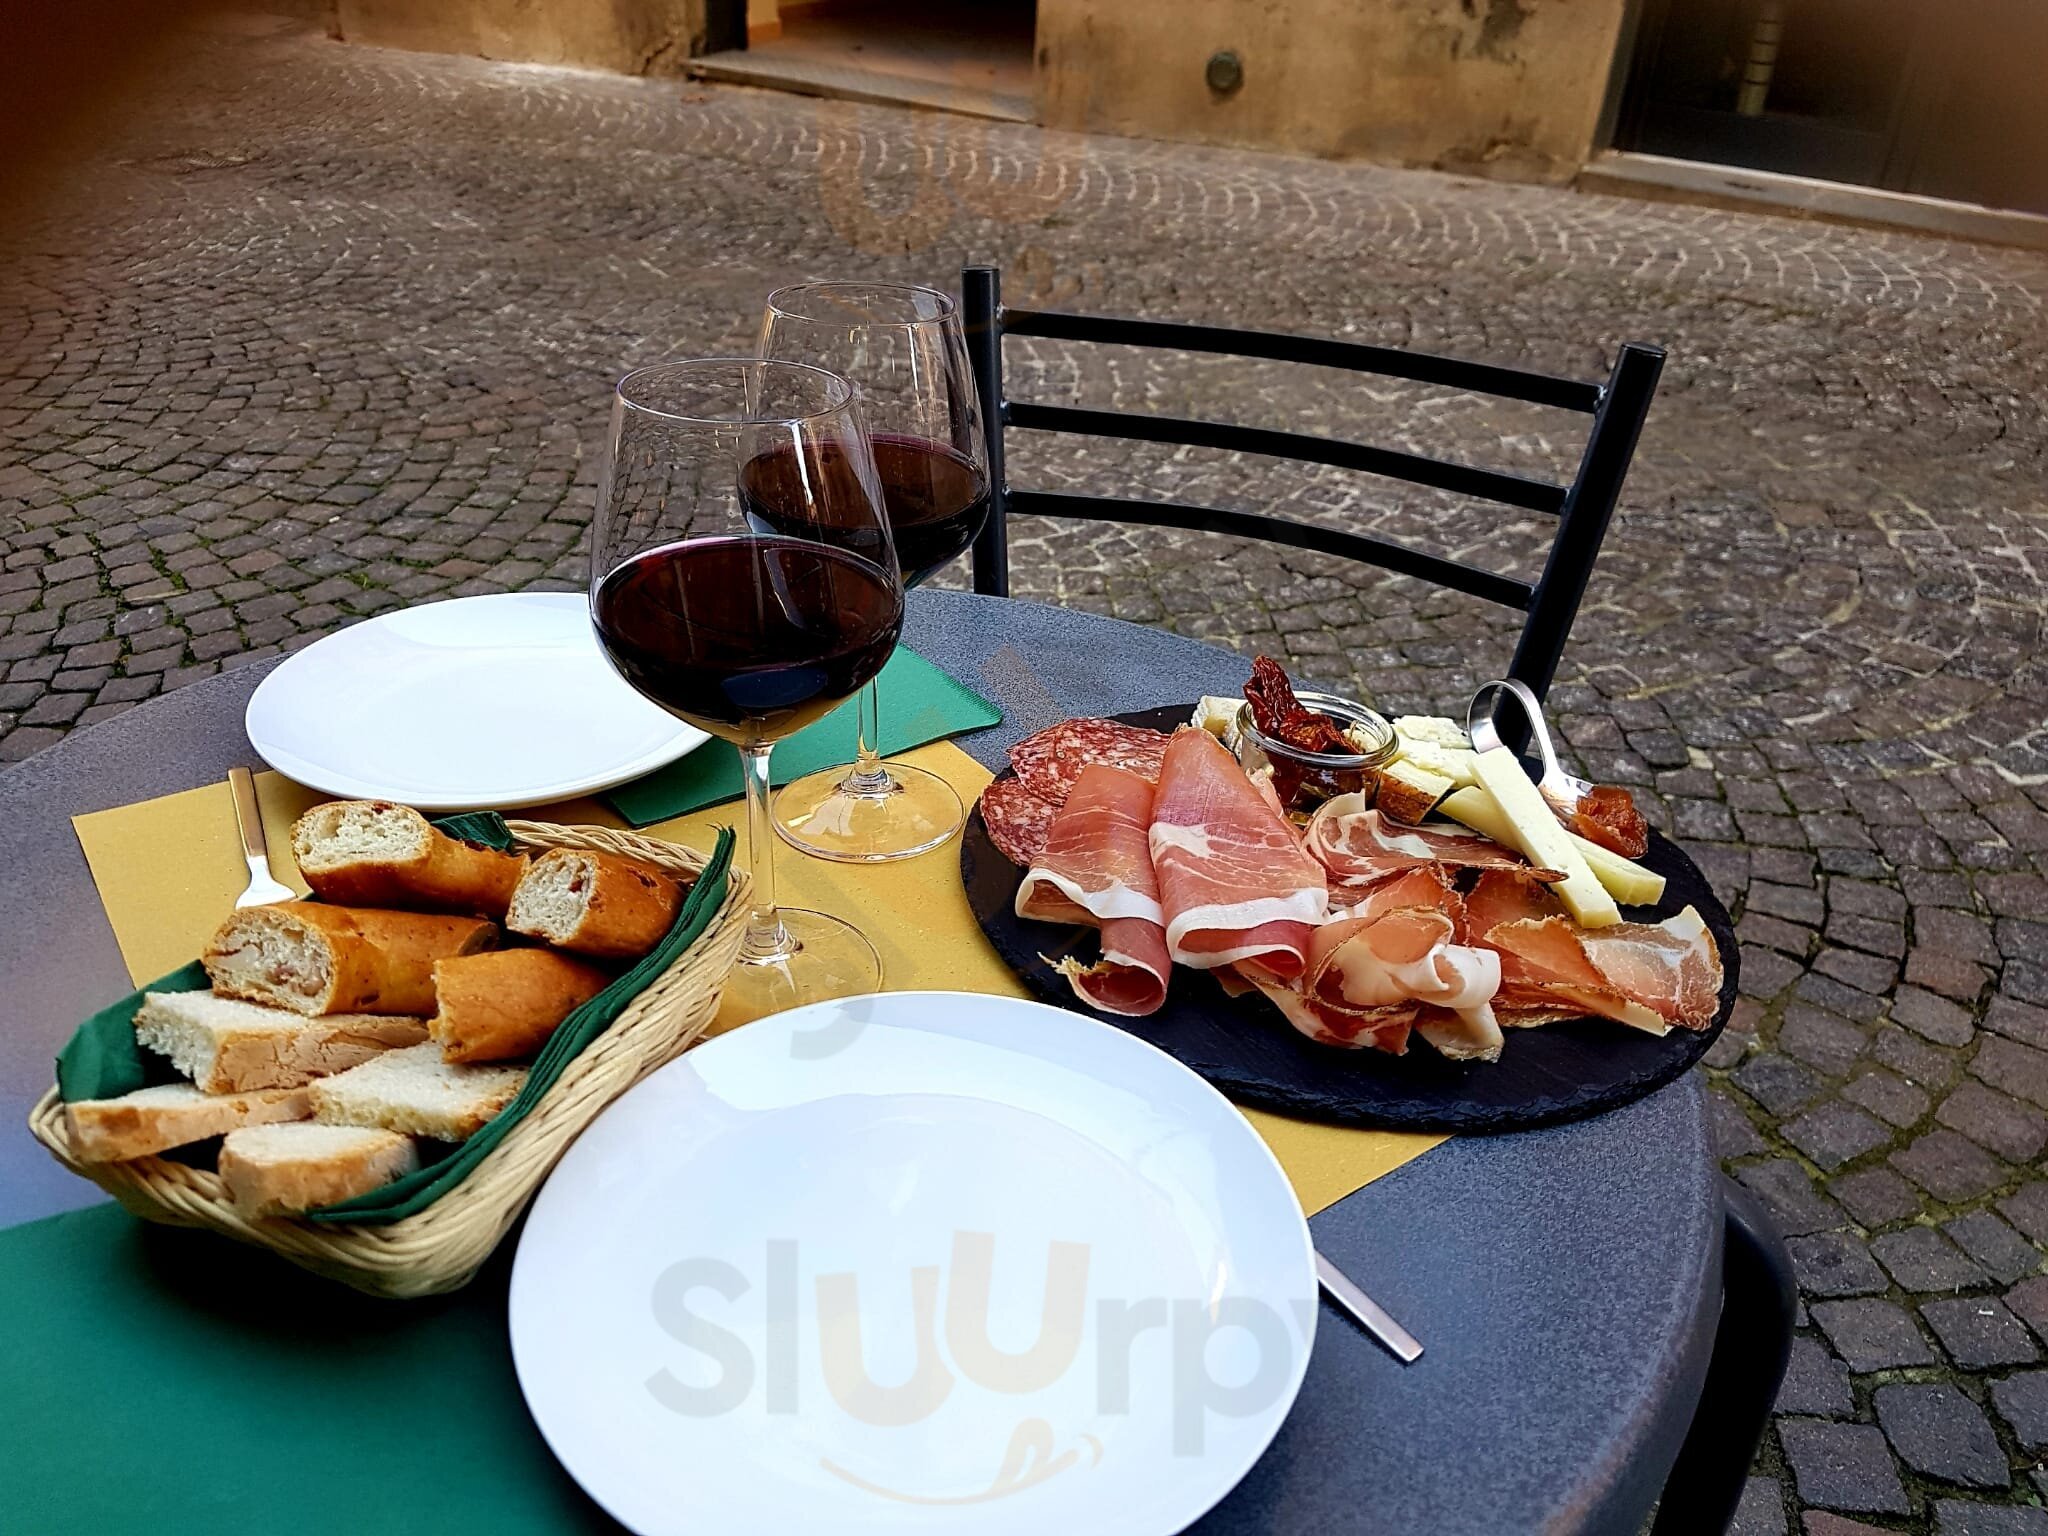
[292,800,526,917]
[506,848,683,960]
[219,1122,421,1217]
[135,989,428,1093]
[65,1082,313,1163]
[429,948,612,1064]
[203,902,497,1016]
[311,1043,525,1141]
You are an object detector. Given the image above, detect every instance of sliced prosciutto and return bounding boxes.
[1305,799,1557,892]
[1015,764,1170,1017]
[1463,870,1721,1033]
[1149,728,1328,976]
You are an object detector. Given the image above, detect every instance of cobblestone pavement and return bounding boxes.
[6,10,2048,1529]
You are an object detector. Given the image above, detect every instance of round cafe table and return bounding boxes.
[0,589,1726,1535]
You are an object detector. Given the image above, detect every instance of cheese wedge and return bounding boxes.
[1468,749,1623,927]
[1377,758,1455,823]
[1439,784,1666,907]
[1393,715,1471,750]
[1189,696,1242,739]
[1392,735,1479,787]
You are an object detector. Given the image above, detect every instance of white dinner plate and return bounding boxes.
[244,592,708,810]
[509,992,1317,1536]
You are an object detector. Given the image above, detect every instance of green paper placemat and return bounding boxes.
[607,645,1000,827]
[0,1205,610,1536]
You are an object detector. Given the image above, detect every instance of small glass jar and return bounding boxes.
[1232,692,1398,811]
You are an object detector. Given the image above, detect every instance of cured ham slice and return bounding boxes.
[1015,765,1169,1017]
[1304,799,1556,891]
[1149,729,1328,976]
[1477,902,1723,1035]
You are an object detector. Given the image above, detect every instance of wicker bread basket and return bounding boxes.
[28,819,750,1299]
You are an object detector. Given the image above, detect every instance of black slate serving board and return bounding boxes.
[960,704,1740,1134]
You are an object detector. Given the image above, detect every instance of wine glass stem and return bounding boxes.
[840,677,896,796]
[739,741,794,961]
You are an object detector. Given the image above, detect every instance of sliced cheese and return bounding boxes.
[1392,736,1479,787]
[1393,715,1471,750]
[1469,749,1623,928]
[1438,785,1667,907]
[1377,758,1454,823]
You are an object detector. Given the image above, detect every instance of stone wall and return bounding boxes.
[332,0,707,75]
[1034,0,1631,182]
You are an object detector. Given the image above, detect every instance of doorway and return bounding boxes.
[1613,0,2048,215]
[695,0,1037,124]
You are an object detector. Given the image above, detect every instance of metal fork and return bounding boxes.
[229,767,295,907]
[1316,1249,1424,1364]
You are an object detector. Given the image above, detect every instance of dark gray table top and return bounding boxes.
[0,587,1717,1534]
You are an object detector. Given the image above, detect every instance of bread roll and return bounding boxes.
[135,989,428,1092]
[429,949,612,1064]
[506,849,684,960]
[204,903,496,1017]
[291,801,526,917]
[220,1123,420,1217]
[312,1042,525,1141]
[66,1083,313,1163]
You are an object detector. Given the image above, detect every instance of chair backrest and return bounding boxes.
[961,264,1664,706]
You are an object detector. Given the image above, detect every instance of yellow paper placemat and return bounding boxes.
[70,745,1444,1216]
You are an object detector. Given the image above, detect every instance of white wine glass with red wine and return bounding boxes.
[588,359,904,1020]
[757,282,990,862]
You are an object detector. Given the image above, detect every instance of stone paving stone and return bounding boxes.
[1892,1132,2013,1205]
[1776,1336,1856,1418]
[1730,1476,1787,1535]
[1939,1083,2048,1164]
[1832,1168,1925,1229]
[1991,1372,2048,1452]
[1787,1104,1895,1172]
[1842,1070,1930,1130]
[1744,1160,1848,1238]
[1923,1298,2042,1370]
[1934,1501,2048,1535]
[1802,1518,1898,1536]
[1874,1227,1993,1294]
[1893,987,1979,1047]
[1789,1232,1891,1299]
[1778,1420,1910,1514]
[1874,1382,2010,1489]
[1811,1300,1939,1373]
[1944,1215,2043,1287]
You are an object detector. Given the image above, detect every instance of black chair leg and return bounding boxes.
[1650,1176,1797,1535]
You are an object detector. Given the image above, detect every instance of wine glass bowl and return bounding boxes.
[588,358,904,1021]
[757,282,991,862]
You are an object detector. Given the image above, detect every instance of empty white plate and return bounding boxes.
[509,991,1316,1536]
[244,592,707,810]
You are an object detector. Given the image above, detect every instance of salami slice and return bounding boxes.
[979,778,1062,867]
[1008,719,1171,803]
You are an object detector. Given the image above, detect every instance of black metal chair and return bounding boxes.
[961,263,1660,709]
[960,263,1796,1534]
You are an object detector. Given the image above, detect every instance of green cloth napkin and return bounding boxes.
[606,645,1001,827]
[52,813,736,1226]
[0,1205,609,1535]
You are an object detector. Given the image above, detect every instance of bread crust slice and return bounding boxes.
[135,990,428,1092]
[204,902,497,1016]
[430,949,612,1064]
[292,800,526,917]
[506,849,684,960]
[220,1123,420,1217]
[65,1083,313,1162]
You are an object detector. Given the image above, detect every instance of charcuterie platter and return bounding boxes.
[961,674,1739,1134]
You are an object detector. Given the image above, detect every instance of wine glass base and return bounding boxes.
[773,760,965,863]
[719,908,884,1028]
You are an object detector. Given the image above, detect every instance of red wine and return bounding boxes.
[741,435,986,587]
[868,434,989,586]
[593,537,903,745]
